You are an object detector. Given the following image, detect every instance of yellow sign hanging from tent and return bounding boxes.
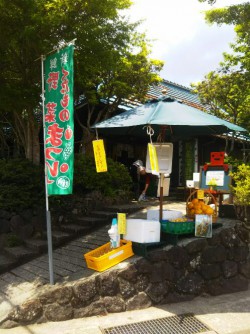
[148,143,159,175]
[117,213,126,234]
[92,139,108,173]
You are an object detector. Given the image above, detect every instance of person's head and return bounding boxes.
[138,166,146,175]
[133,160,146,175]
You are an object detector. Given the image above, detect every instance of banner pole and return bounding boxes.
[41,55,54,285]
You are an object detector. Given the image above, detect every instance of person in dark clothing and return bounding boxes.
[132,160,152,201]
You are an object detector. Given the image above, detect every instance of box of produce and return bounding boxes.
[161,217,195,235]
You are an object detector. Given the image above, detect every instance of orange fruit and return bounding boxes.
[207,208,214,215]
[202,207,208,214]
[188,202,194,209]
[189,209,195,216]
[194,203,202,210]
[192,198,199,204]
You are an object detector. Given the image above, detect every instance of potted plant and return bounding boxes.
[230,164,250,227]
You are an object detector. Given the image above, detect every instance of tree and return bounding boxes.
[0,0,163,163]
[204,2,250,76]
[192,1,250,152]
[192,71,250,130]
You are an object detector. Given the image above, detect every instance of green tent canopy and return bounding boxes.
[93,97,247,138]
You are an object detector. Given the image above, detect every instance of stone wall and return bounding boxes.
[1,222,250,329]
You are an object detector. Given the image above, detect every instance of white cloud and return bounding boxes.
[126,0,245,86]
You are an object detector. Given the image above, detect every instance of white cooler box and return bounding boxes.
[147,209,183,221]
[123,219,160,243]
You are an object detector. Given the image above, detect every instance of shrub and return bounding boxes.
[6,233,24,247]
[231,164,250,206]
[74,154,132,198]
[0,155,133,212]
[0,158,45,210]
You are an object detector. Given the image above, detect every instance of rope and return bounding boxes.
[95,129,99,140]
[145,125,154,143]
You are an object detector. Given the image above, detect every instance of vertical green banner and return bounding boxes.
[44,45,74,195]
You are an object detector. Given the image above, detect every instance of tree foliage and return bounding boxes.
[0,0,163,162]
[192,71,250,131]
[192,1,250,139]
[204,2,250,76]
[231,164,250,206]
[0,158,45,210]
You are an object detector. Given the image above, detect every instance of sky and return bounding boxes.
[125,0,245,87]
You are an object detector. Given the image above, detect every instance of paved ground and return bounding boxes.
[1,200,250,334]
[1,287,250,334]
[0,200,186,323]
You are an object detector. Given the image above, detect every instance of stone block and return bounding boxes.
[176,272,204,295]
[200,263,222,280]
[118,277,136,299]
[126,292,152,311]
[103,296,125,313]
[201,245,227,264]
[146,281,169,303]
[9,299,43,323]
[222,260,238,278]
[96,271,119,297]
[44,303,73,322]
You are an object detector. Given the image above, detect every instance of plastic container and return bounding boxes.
[84,239,133,272]
[147,209,183,222]
[145,143,173,174]
[132,241,167,257]
[108,218,120,248]
[161,220,195,235]
[123,219,160,243]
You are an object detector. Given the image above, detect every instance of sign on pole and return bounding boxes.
[44,45,74,195]
[42,43,75,284]
[92,139,108,173]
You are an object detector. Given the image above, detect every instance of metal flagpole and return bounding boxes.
[41,55,54,285]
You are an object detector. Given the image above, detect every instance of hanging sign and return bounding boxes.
[93,139,108,172]
[117,213,126,234]
[197,189,204,199]
[44,45,74,195]
[148,143,159,175]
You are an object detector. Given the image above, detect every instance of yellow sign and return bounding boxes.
[92,139,108,173]
[197,189,204,199]
[148,143,159,175]
[117,213,126,234]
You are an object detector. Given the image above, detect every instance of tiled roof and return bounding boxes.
[76,79,205,112]
[118,79,205,111]
[146,80,204,111]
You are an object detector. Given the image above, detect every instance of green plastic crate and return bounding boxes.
[161,220,195,235]
[132,241,167,257]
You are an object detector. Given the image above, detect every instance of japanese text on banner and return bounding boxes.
[148,143,159,175]
[44,45,74,195]
[92,139,108,173]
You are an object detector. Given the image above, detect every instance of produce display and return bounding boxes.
[187,198,214,216]
[168,216,191,222]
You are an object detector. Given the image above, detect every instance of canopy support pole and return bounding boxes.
[159,173,164,221]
